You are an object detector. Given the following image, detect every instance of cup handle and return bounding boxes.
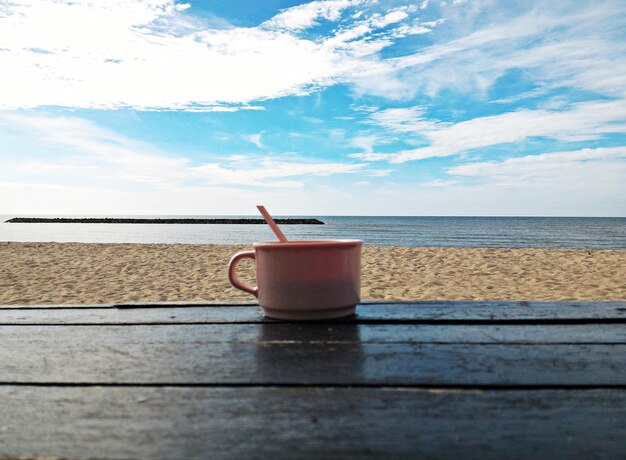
[228,251,258,298]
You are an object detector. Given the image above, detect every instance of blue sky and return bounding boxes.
[0,0,625,216]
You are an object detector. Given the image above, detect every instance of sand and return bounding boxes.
[0,242,624,305]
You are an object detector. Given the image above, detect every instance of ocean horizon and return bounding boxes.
[1,215,624,249]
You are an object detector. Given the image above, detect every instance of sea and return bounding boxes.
[0,215,624,249]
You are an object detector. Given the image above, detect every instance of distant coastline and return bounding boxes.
[5,217,325,225]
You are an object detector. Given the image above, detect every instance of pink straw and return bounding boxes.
[257,205,288,243]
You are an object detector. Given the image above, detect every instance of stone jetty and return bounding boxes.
[6,217,325,225]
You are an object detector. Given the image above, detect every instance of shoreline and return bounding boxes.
[1,242,624,305]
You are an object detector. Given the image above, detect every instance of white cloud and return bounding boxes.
[0,112,188,186]
[0,112,373,189]
[262,0,361,31]
[351,99,626,162]
[373,10,409,28]
[431,146,626,216]
[1,0,622,112]
[389,23,436,38]
[421,179,457,187]
[351,1,626,99]
[1,144,623,216]
[248,133,264,149]
[348,152,394,161]
[368,106,444,133]
[349,135,378,154]
[322,6,429,55]
[3,171,623,216]
[190,159,368,188]
[447,146,626,182]
[0,180,272,216]
[0,0,433,110]
[395,99,626,163]
[0,2,299,109]
[0,2,348,110]
[364,168,393,177]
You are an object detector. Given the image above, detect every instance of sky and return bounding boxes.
[0,0,625,216]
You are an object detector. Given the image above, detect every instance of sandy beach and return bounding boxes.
[0,242,624,305]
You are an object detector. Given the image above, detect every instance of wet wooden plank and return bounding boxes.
[1,322,623,343]
[1,301,625,324]
[1,325,624,385]
[1,386,624,459]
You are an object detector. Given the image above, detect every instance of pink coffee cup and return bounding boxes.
[228,240,362,320]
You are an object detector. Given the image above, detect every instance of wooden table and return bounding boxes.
[1,301,625,459]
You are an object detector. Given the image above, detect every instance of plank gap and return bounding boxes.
[1,381,625,390]
[3,318,626,326]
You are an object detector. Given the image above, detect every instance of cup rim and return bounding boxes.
[253,239,362,248]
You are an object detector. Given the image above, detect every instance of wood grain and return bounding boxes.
[1,324,624,385]
[2,302,625,459]
[1,386,624,459]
